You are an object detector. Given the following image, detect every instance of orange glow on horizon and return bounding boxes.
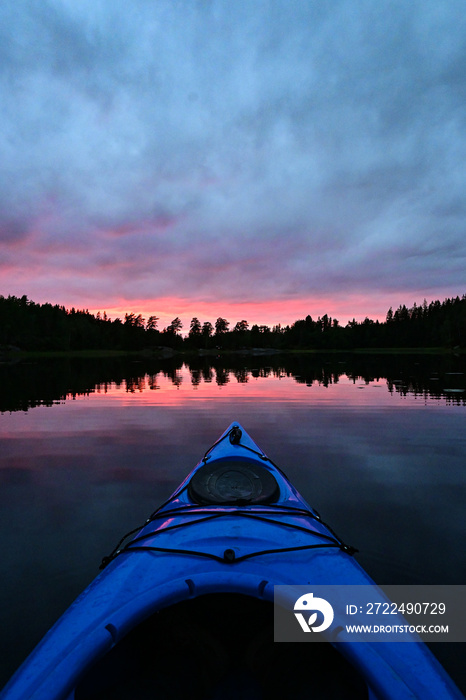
[86,293,394,331]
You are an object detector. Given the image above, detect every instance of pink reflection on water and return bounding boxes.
[62,367,427,408]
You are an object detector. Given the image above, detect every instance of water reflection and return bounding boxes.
[0,353,465,692]
[1,353,465,412]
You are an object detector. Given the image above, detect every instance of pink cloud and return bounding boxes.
[103,214,179,238]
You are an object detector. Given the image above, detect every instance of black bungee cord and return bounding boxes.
[100,426,357,569]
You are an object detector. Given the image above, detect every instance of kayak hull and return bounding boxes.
[1,422,463,700]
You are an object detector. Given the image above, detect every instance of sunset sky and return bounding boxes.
[1,0,465,330]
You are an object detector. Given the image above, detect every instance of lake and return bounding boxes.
[1,353,465,693]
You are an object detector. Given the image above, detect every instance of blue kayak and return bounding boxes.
[1,422,463,699]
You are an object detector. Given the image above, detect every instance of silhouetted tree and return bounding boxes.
[202,321,213,337]
[215,317,229,335]
[233,320,249,332]
[165,317,183,334]
[189,317,202,336]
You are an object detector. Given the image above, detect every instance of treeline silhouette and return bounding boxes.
[1,293,465,352]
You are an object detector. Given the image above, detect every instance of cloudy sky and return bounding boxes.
[1,0,465,329]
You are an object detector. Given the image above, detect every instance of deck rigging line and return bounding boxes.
[100,426,357,569]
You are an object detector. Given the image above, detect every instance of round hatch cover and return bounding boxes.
[188,460,279,505]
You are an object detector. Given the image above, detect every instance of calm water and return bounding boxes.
[1,354,465,692]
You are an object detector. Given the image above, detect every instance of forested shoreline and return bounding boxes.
[1,293,465,353]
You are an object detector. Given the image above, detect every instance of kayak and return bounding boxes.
[1,421,463,700]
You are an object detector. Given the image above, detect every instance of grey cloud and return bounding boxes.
[1,0,465,309]
[0,218,30,245]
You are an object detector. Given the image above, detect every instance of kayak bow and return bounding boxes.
[1,422,463,700]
